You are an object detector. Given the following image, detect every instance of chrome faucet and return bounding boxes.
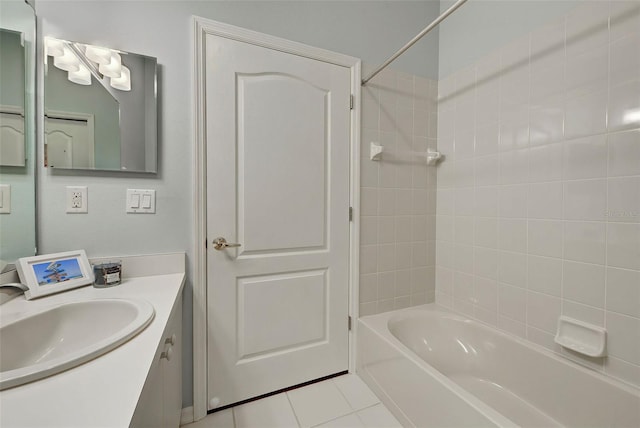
[0,283,29,304]
[0,283,29,292]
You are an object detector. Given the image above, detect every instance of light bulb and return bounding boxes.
[45,37,64,57]
[68,64,92,85]
[110,65,131,91]
[99,52,122,78]
[84,45,112,65]
[53,46,80,72]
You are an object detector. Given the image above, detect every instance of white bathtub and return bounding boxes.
[357,304,640,427]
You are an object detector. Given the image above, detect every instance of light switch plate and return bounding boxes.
[126,189,156,213]
[0,184,11,214]
[66,186,88,213]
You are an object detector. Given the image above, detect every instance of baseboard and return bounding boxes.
[180,406,194,426]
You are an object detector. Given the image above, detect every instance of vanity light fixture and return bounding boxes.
[45,37,132,91]
[99,52,122,78]
[68,64,92,85]
[110,65,131,91]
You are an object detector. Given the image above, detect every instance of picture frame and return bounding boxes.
[16,250,94,300]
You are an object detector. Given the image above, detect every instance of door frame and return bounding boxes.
[192,17,361,421]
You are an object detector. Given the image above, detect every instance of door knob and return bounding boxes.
[212,237,242,250]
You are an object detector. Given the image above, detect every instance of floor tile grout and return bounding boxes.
[285,389,303,428]
[309,402,385,428]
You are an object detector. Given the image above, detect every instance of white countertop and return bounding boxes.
[0,272,185,427]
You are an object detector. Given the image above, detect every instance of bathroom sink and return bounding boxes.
[0,298,155,390]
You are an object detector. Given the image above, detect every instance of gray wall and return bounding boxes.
[438,0,584,78]
[35,0,442,408]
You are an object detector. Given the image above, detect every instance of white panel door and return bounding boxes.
[45,115,94,168]
[0,111,25,166]
[205,34,351,409]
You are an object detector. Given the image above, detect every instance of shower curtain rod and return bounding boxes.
[361,0,468,86]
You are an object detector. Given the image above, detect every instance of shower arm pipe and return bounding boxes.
[361,0,468,86]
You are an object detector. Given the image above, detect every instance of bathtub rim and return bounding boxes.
[358,303,640,427]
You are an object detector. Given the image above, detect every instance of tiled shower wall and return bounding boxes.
[435,1,640,387]
[359,66,438,316]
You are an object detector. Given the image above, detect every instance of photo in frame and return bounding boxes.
[16,250,94,299]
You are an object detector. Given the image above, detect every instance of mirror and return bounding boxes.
[0,0,36,273]
[44,38,157,173]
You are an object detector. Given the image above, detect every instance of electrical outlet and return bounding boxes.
[66,186,88,213]
[0,184,10,214]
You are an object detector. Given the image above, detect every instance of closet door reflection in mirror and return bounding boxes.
[44,38,157,173]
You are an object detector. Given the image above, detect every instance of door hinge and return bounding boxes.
[205,238,208,249]
[348,316,352,331]
[349,206,353,221]
[350,94,354,110]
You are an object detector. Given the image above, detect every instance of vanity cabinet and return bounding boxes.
[131,294,183,428]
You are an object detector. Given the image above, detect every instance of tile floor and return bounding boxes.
[183,374,402,428]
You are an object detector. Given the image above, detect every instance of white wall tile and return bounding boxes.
[475,122,500,156]
[608,130,640,177]
[528,220,563,258]
[527,291,561,333]
[610,1,640,41]
[564,90,608,139]
[500,149,529,184]
[563,300,604,327]
[474,217,498,248]
[378,216,395,244]
[475,276,498,312]
[606,356,640,389]
[474,247,498,280]
[609,81,640,132]
[474,186,499,217]
[563,260,606,308]
[610,33,640,85]
[395,216,412,243]
[498,283,527,322]
[563,179,607,221]
[606,267,640,318]
[565,44,608,98]
[607,177,640,223]
[563,221,606,265]
[527,182,563,219]
[565,1,609,58]
[499,184,528,218]
[454,244,474,274]
[528,143,563,182]
[455,187,476,216]
[527,255,562,297]
[498,251,527,288]
[563,135,608,180]
[498,219,527,253]
[454,216,474,245]
[475,155,501,186]
[606,312,640,365]
[361,188,378,217]
[360,274,378,303]
[607,223,640,270]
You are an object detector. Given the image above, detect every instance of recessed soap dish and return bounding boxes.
[554,316,607,358]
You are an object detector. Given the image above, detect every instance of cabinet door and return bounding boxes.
[162,296,183,427]
[130,357,163,428]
